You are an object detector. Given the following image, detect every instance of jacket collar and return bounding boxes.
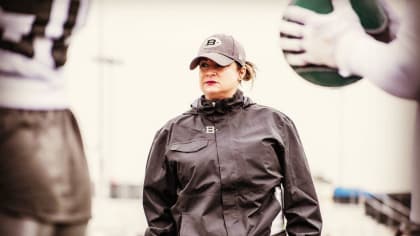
[188,90,254,116]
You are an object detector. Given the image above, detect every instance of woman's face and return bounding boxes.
[198,58,245,100]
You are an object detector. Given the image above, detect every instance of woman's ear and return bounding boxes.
[239,67,246,79]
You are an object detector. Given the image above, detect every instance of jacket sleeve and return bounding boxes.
[279,116,322,236]
[143,128,178,236]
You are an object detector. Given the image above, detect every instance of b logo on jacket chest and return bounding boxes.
[205,126,216,134]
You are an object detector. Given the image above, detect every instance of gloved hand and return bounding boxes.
[279,0,400,77]
[378,0,400,40]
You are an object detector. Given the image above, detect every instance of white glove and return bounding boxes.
[279,0,368,76]
[378,0,400,40]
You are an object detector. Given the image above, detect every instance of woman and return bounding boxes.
[143,33,322,236]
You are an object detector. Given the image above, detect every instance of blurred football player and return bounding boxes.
[0,1,92,235]
[279,0,419,235]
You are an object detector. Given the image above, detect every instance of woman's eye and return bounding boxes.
[199,62,209,68]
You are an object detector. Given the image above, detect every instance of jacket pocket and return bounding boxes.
[179,213,207,236]
[168,139,212,189]
[179,213,226,236]
[170,139,209,153]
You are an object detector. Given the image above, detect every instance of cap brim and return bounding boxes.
[189,53,234,70]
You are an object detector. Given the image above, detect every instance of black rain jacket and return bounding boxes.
[143,90,322,236]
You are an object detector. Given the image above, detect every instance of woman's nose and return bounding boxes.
[204,69,216,77]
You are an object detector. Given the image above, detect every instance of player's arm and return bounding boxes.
[279,0,420,99]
